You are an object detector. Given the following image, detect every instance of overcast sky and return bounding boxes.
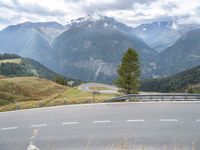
[0,0,200,29]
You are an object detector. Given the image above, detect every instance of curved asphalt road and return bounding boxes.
[78,83,119,94]
[1,102,200,150]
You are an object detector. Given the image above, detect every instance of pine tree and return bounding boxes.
[115,48,140,94]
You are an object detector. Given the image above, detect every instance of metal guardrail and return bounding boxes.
[105,94,200,102]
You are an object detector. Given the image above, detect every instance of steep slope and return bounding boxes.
[53,15,157,83]
[0,54,76,82]
[141,65,200,92]
[0,77,68,106]
[133,21,199,52]
[146,29,200,78]
[0,22,65,70]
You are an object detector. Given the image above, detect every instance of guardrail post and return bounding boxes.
[197,95,200,100]
[161,95,163,101]
[184,95,188,100]
[126,95,130,102]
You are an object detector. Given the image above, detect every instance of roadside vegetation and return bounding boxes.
[0,77,118,112]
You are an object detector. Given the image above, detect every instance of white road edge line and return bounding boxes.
[62,122,79,125]
[1,101,200,115]
[126,119,144,122]
[159,119,178,122]
[1,126,18,130]
[30,124,47,128]
[93,120,111,123]
[196,119,200,122]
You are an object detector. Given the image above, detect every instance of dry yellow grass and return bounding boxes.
[1,77,67,101]
[0,77,119,112]
[0,58,22,64]
[89,86,110,91]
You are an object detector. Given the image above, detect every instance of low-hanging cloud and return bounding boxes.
[0,0,200,29]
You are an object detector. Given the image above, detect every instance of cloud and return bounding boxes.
[0,0,200,29]
[9,0,65,16]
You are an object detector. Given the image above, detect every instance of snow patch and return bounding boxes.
[27,144,39,150]
[143,27,146,31]
[171,22,179,30]
[157,22,161,28]
[104,23,109,27]
[149,62,157,69]
[95,63,103,78]
[189,55,200,58]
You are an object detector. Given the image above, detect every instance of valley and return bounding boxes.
[0,15,199,83]
[0,15,200,111]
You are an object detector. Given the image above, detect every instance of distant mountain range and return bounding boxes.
[146,29,200,78]
[0,21,65,71]
[0,15,200,83]
[133,21,200,52]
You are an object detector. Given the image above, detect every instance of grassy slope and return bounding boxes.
[0,77,117,112]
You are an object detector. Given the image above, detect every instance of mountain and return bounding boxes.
[145,29,200,78]
[53,15,157,83]
[0,54,77,83]
[141,65,200,93]
[0,21,65,71]
[1,16,199,83]
[133,21,199,52]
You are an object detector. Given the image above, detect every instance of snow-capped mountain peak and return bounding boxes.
[65,15,137,38]
[67,14,105,25]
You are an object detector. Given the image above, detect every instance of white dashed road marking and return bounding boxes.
[93,120,111,124]
[5,118,200,131]
[30,124,47,128]
[126,119,144,122]
[62,122,79,125]
[1,126,18,130]
[159,119,178,122]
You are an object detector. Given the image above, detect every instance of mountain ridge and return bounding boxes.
[146,28,200,79]
[53,15,157,82]
[0,15,200,83]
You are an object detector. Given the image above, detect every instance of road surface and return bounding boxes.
[1,102,200,150]
[78,83,118,94]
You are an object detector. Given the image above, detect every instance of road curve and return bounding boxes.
[78,83,119,94]
[1,102,200,150]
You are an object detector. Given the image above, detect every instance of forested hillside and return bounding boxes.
[141,65,200,93]
[0,54,81,86]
